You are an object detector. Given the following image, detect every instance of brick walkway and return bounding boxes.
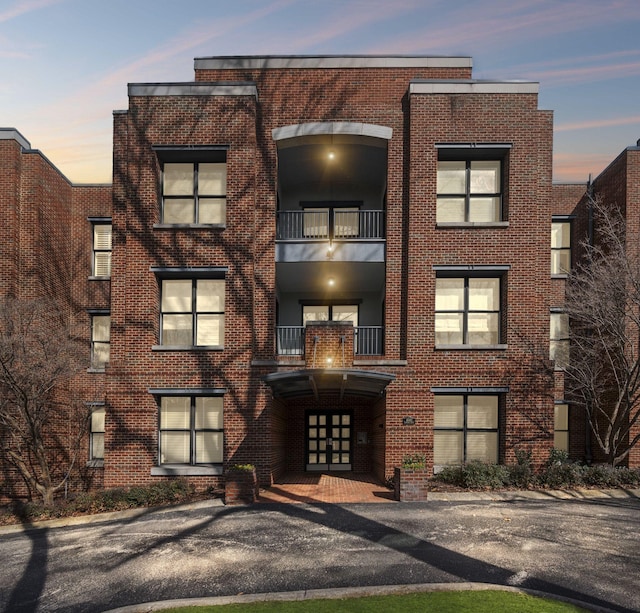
[258,472,395,504]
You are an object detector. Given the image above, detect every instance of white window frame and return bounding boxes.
[91,221,112,278]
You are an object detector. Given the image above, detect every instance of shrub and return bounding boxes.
[401,454,426,470]
[435,465,464,487]
[461,461,510,489]
[507,449,536,488]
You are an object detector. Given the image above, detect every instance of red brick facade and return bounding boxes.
[1,56,639,502]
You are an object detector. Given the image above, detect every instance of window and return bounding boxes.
[90,406,105,461]
[437,160,502,222]
[554,403,569,451]
[90,314,110,369]
[162,162,226,224]
[302,304,358,326]
[159,396,223,465]
[435,277,501,345]
[551,220,571,274]
[161,279,225,347]
[92,223,112,277]
[550,312,569,368]
[434,394,499,465]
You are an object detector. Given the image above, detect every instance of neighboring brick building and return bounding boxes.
[1,56,639,501]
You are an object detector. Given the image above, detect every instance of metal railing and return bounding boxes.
[275,326,384,356]
[276,210,384,240]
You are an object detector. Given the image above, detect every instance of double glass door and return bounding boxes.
[306,411,352,471]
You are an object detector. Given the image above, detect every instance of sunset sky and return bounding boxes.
[2,0,639,184]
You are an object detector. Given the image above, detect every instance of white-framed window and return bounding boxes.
[90,406,105,461]
[551,220,572,274]
[158,396,223,465]
[437,160,502,222]
[434,394,499,465]
[161,278,225,347]
[554,403,569,451]
[162,162,226,224]
[90,314,110,369]
[92,222,112,277]
[550,312,569,368]
[435,276,501,345]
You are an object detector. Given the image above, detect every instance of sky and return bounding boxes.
[2,0,639,184]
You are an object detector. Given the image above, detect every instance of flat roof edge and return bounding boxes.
[410,80,539,94]
[194,55,473,70]
[0,128,31,150]
[128,82,257,97]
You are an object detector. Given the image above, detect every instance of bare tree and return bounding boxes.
[565,197,640,465]
[0,297,87,506]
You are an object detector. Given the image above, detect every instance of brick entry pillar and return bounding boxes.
[304,321,354,369]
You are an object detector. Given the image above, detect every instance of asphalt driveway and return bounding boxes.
[0,495,638,612]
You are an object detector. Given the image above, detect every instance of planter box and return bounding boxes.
[394,466,429,501]
[225,467,258,505]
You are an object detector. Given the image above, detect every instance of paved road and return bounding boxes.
[0,496,639,613]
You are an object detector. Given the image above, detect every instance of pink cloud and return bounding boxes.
[556,115,640,132]
[0,0,64,23]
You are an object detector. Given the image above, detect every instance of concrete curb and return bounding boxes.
[103,582,620,613]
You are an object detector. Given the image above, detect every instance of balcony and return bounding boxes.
[276,326,384,356]
[277,210,385,241]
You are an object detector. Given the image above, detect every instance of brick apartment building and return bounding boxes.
[1,55,639,500]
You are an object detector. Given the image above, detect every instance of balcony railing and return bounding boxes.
[276,326,384,356]
[277,210,385,240]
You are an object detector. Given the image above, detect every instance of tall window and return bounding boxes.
[92,223,112,277]
[435,277,501,345]
[550,312,569,368]
[434,394,499,465]
[437,160,502,222]
[159,396,223,465]
[90,314,110,369]
[90,406,105,461]
[162,162,226,224]
[161,279,225,347]
[554,403,569,451]
[551,221,571,274]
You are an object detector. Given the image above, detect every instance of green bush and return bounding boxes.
[401,454,426,470]
[461,461,510,488]
[507,449,536,488]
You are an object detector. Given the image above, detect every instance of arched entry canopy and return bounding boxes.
[263,368,395,401]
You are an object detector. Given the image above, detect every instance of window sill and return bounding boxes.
[153,223,226,230]
[151,465,223,476]
[436,222,509,228]
[551,273,569,279]
[87,367,106,373]
[86,460,104,468]
[435,344,507,351]
[152,345,224,351]
[88,276,111,281]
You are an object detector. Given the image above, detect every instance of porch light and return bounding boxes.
[327,150,335,160]
[326,357,333,366]
[327,241,334,259]
[327,277,335,287]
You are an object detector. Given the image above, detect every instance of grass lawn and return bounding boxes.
[161,590,589,612]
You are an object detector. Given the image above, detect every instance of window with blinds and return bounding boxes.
[92,223,112,277]
[434,394,499,466]
[159,396,223,465]
[90,407,105,461]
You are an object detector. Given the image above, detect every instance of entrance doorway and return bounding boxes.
[306,411,352,471]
